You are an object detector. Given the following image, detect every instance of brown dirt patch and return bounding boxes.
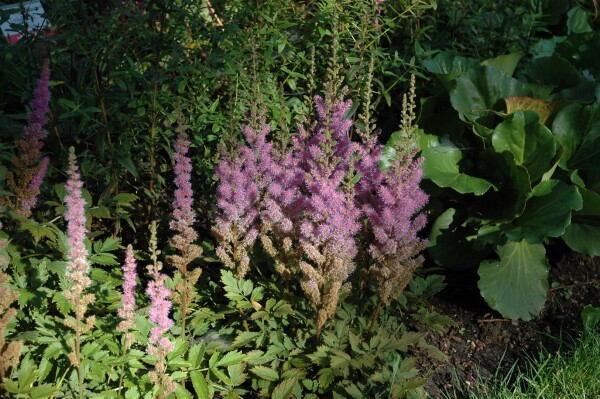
[418,245,600,398]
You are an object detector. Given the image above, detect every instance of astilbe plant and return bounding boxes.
[213,86,429,338]
[4,59,51,216]
[62,147,96,399]
[213,122,273,278]
[355,138,428,308]
[167,123,203,337]
[293,93,362,337]
[146,221,175,398]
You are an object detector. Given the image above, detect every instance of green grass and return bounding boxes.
[444,329,600,399]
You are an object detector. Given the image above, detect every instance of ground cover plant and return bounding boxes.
[0,0,599,398]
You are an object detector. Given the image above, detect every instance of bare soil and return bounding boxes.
[418,244,600,398]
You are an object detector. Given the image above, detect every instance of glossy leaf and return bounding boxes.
[450,66,538,128]
[504,97,554,124]
[481,52,523,76]
[506,180,582,243]
[552,100,600,171]
[562,187,600,255]
[421,145,495,195]
[492,111,557,182]
[478,241,549,320]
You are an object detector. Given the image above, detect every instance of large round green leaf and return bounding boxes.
[481,52,523,77]
[421,145,496,195]
[492,111,557,182]
[478,241,549,321]
[552,100,600,171]
[450,66,539,128]
[562,187,600,255]
[428,208,492,270]
[422,51,479,90]
[506,180,583,243]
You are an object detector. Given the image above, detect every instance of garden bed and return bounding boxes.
[419,247,600,398]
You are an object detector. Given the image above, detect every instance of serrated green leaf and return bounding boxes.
[111,193,139,205]
[190,371,209,399]
[211,367,232,385]
[329,350,351,369]
[250,365,279,381]
[188,344,204,368]
[478,241,549,320]
[216,350,246,367]
[95,237,120,253]
[281,368,307,380]
[30,384,57,399]
[175,383,193,399]
[344,383,364,399]
[232,331,261,348]
[317,368,334,388]
[271,378,298,399]
[89,253,119,266]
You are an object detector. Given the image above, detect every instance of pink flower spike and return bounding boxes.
[64,147,91,296]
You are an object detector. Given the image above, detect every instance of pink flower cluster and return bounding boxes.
[214,90,428,331]
[146,269,174,354]
[213,123,273,277]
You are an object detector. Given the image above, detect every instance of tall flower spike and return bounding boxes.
[117,244,138,350]
[4,59,51,216]
[294,94,362,337]
[168,122,203,338]
[146,221,175,398]
[213,121,275,278]
[356,75,428,308]
[63,148,96,366]
[62,147,95,399]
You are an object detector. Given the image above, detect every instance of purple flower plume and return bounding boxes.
[212,89,429,333]
[213,122,275,278]
[63,147,96,368]
[355,136,428,304]
[26,59,51,134]
[9,59,51,216]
